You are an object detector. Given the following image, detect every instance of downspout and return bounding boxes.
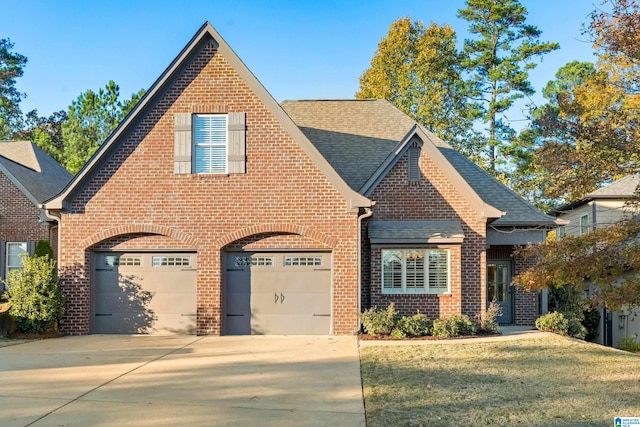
[40,205,62,270]
[357,205,374,334]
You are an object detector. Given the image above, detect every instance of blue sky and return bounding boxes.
[5,0,598,128]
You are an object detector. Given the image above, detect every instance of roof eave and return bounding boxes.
[361,124,504,222]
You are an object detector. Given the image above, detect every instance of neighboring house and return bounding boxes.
[0,140,72,290]
[552,175,640,347]
[45,23,561,336]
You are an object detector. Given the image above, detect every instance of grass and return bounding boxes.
[360,334,640,426]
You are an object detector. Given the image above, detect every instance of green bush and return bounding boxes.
[535,311,569,335]
[566,315,587,340]
[476,300,502,334]
[2,254,64,333]
[399,312,432,337]
[619,335,640,353]
[34,240,54,259]
[583,308,601,342]
[432,314,476,338]
[390,327,407,339]
[361,302,400,335]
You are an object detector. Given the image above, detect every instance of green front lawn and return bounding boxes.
[360,335,640,426]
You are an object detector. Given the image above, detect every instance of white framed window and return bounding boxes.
[6,242,28,274]
[580,214,590,235]
[284,256,322,267]
[193,114,228,174]
[382,249,449,294]
[556,227,565,239]
[152,256,191,267]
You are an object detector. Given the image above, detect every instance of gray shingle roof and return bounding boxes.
[281,100,415,191]
[0,141,72,204]
[587,174,639,198]
[281,99,558,227]
[369,220,465,244]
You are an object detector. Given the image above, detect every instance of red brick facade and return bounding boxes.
[56,42,361,335]
[53,28,540,335]
[365,147,488,320]
[0,173,53,280]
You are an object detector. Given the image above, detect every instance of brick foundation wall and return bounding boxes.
[366,145,487,320]
[57,42,360,336]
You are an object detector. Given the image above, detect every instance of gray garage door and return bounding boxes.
[92,252,197,334]
[225,252,331,335]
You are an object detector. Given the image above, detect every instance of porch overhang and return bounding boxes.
[369,220,465,246]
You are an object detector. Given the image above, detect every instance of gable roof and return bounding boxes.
[46,22,371,211]
[0,140,72,205]
[282,99,560,227]
[587,174,639,199]
[552,174,640,215]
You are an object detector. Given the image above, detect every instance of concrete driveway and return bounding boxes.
[0,335,365,426]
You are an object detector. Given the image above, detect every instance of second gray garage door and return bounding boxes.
[225,252,331,335]
[92,252,197,334]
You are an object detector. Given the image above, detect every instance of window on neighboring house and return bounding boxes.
[556,227,565,239]
[193,114,228,174]
[580,214,590,235]
[6,242,28,274]
[381,249,449,294]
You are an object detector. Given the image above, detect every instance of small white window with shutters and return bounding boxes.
[174,112,246,175]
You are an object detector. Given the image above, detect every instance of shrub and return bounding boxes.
[535,311,569,335]
[34,240,54,259]
[390,327,407,339]
[566,315,587,340]
[476,300,502,334]
[619,335,640,353]
[361,302,400,335]
[582,308,601,342]
[399,312,432,337]
[3,254,64,333]
[432,314,476,338]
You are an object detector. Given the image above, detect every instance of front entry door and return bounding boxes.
[487,261,513,324]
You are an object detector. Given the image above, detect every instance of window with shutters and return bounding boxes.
[193,114,228,174]
[6,242,28,274]
[174,112,245,175]
[381,249,449,294]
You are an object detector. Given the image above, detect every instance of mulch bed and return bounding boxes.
[358,332,500,341]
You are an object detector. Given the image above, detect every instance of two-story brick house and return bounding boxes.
[45,23,560,335]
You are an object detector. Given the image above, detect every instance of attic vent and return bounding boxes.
[407,147,421,182]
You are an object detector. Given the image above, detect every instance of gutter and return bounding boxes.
[40,204,61,270]
[357,205,374,334]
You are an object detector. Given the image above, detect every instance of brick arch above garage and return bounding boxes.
[82,224,200,250]
[216,223,338,250]
[225,232,333,251]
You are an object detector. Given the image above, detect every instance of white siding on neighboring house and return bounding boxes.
[557,203,592,238]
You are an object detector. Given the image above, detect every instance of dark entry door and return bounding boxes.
[487,261,513,324]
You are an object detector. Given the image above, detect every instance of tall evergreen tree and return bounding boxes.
[0,38,27,139]
[458,0,559,174]
[61,81,145,174]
